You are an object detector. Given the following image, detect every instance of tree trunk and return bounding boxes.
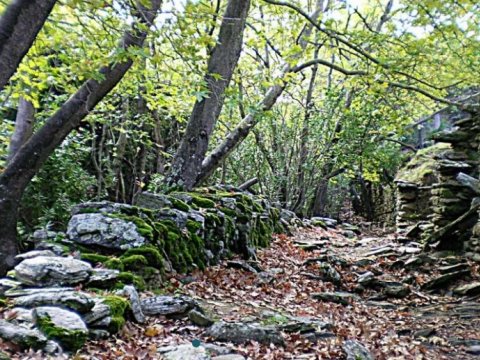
[0,0,57,91]
[166,0,250,190]
[196,2,324,186]
[7,97,35,163]
[0,0,161,276]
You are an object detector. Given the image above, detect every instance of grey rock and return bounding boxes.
[422,270,471,290]
[141,295,197,316]
[212,356,245,360]
[414,328,436,338]
[14,256,92,286]
[15,250,57,262]
[67,213,146,250]
[311,292,359,305]
[71,201,136,216]
[342,340,374,360]
[0,319,47,349]
[5,307,34,325]
[89,329,110,340]
[318,263,342,285]
[453,282,480,296]
[280,316,332,333]
[158,344,210,360]
[188,309,214,327]
[311,217,337,228]
[90,316,112,328]
[43,340,62,355]
[8,288,95,313]
[83,300,111,325]
[31,229,58,242]
[202,343,233,356]
[118,285,145,324]
[87,268,119,288]
[365,246,394,257]
[0,278,21,296]
[466,345,480,355]
[357,271,376,286]
[382,283,411,298]
[438,263,469,274]
[206,321,284,346]
[33,306,88,351]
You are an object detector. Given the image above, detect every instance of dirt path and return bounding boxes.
[80,226,480,359]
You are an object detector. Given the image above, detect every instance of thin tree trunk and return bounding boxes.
[166,0,250,190]
[7,97,35,163]
[0,0,57,91]
[0,0,161,276]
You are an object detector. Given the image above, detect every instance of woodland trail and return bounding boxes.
[77,226,480,360]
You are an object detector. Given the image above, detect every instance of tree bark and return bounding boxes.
[166,0,250,190]
[196,2,324,186]
[0,0,162,276]
[0,0,57,91]
[7,97,35,163]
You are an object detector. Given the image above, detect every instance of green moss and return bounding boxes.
[168,197,190,212]
[120,254,148,270]
[77,207,99,214]
[218,207,237,217]
[102,295,130,333]
[0,298,8,307]
[104,258,124,271]
[123,245,163,268]
[36,314,87,351]
[80,253,110,265]
[191,194,216,209]
[116,272,145,291]
[186,220,202,233]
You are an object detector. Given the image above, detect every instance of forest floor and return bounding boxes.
[79,226,480,360]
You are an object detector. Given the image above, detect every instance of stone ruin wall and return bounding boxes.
[395,113,480,257]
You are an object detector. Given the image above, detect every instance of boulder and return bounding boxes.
[0,319,47,349]
[15,250,57,262]
[8,288,95,313]
[83,300,112,325]
[343,340,374,360]
[318,263,342,285]
[34,306,88,351]
[0,278,21,296]
[205,321,284,345]
[14,256,92,286]
[87,268,119,288]
[141,295,197,316]
[67,213,146,250]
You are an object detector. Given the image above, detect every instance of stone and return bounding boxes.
[311,292,359,305]
[205,321,284,345]
[0,319,48,349]
[141,295,197,316]
[118,285,145,324]
[357,271,376,286]
[67,213,146,250]
[158,344,210,360]
[83,300,112,325]
[365,246,394,257]
[14,256,92,286]
[438,263,469,274]
[453,282,480,296]
[34,306,88,351]
[422,270,471,290]
[89,329,110,340]
[466,345,480,355]
[226,260,258,273]
[342,340,374,360]
[318,263,342,285]
[87,268,119,288]
[30,229,58,242]
[311,217,337,228]
[381,282,411,298]
[15,250,57,262]
[414,328,436,338]
[8,288,95,313]
[212,356,245,360]
[4,307,34,325]
[0,278,21,296]
[188,309,214,327]
[280,316,332,334]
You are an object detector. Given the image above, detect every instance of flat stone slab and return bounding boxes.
[311,292,359,305]
[141,295,197,316]
[205,321,285,345]
[453,282,480,296]
[8,288,95,313]
[14,256,92,286]
[422,270,471,290]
